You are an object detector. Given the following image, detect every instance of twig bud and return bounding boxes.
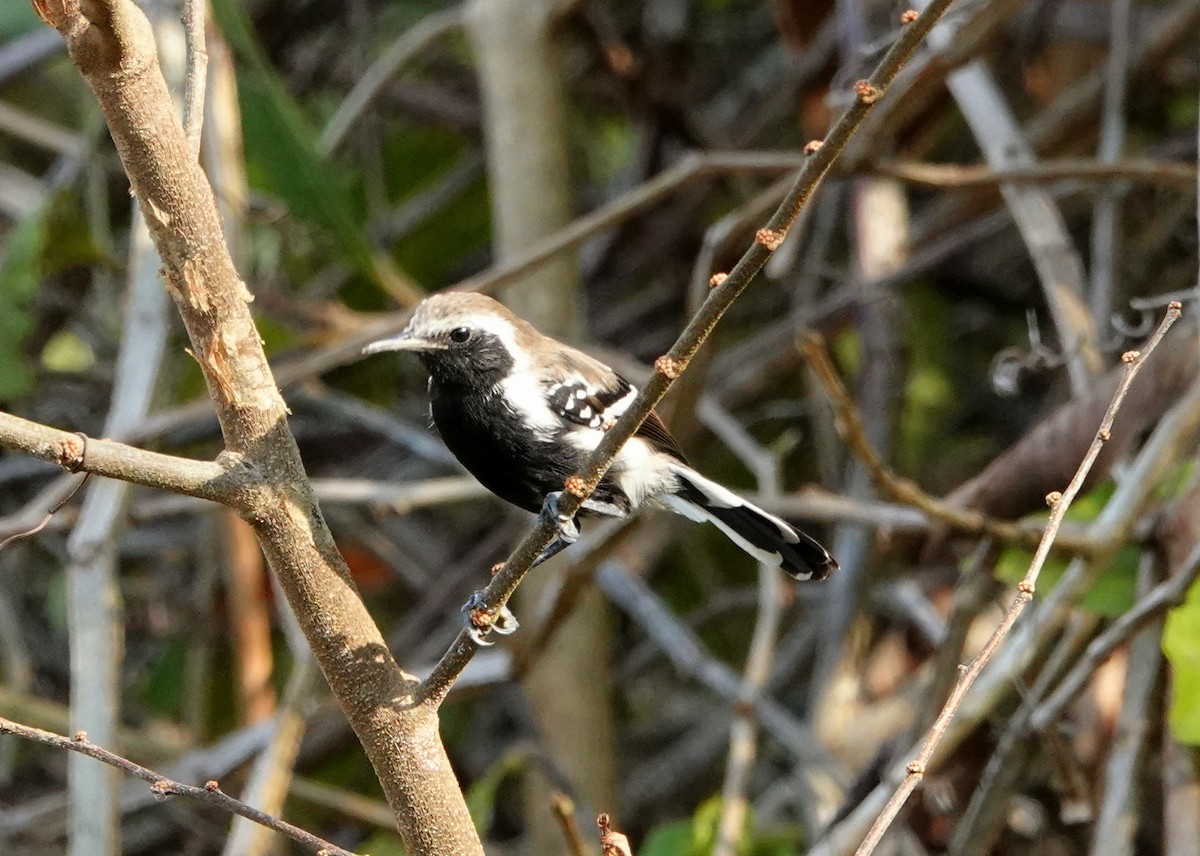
[58,434,87,473]
[73,730,87,742]
[901,9,919,23]
[468,607,493,632]
[804,139,824,154]
[655,355,683,379]
[1045,491,1062,506]
[854,80,882,103]
[205,780,220,792]
[755,228,785,251]
[1121,350,1139,364]
[709,272,728,288]
[564,475,589,497]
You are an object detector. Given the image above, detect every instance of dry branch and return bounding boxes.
[23,1,482,852]
[0,412,239,501]
[0,716,360,856]
[852,304,1182,856]
[800,335,1066,551]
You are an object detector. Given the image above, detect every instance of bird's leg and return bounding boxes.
[530,489,583,567]
[461,592,520,646]
[540,490,581,540]
[460,492,584,645]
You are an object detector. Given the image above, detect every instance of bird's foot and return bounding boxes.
[461,591,519,646]
[531,537,572,568]
[540,491,580,542]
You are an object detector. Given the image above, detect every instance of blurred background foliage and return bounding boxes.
[1,0,1200,854]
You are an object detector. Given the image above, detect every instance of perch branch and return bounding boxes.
[419,0,964,705]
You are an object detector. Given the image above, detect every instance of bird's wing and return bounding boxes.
[544,354,687,463]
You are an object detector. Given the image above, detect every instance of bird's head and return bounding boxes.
[363,292,534,389]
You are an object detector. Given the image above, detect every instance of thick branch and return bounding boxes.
[0,410,244,502]
[31,1,482,852]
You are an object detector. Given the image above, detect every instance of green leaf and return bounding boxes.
[640,818,697,856]
[41,331,96,373]
[1163,577,1200,745]
[464,750,526,834]
[209,0,398,286]
[0,206,46,399]
[994,481,1138,616]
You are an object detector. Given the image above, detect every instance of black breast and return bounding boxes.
[422,331,629,514]
[432,388,635,518]
[429,383,581,513]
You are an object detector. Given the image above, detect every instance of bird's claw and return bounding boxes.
[540,491,580,543]
[461,591,519,646]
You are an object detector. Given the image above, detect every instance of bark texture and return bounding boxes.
[31,2,483,852]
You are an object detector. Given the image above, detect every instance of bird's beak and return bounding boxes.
[362,329,445,355]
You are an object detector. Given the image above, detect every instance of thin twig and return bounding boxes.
[948,611,1100,856]
[598,813,633,856]
[699,399,784,856]
[181,0,207,156]
[1088,554,1163,856]
[551,793,591,856]
[0,716,360,856]
[0,413,250,502]
[0,472,88,550]
[1089,0,1133,328]
[800,335,1065,551]
[852,303,1182,856]
[872,159,1196,189]
[418,0,963,706]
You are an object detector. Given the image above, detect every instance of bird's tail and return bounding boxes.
[662,464,837,581]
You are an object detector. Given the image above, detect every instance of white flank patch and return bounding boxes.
[606,385,637,421]
[564,430,677,509]
[499,370,561,436]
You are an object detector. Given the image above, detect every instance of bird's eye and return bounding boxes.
[449,327,472,344]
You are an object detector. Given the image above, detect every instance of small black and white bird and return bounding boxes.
[365,293,836,636]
